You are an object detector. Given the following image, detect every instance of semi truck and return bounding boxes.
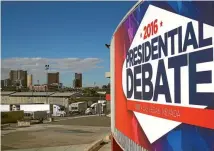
[3,104,66,117]
[85,103,103,115]
[110,1,214,151]
[52,104,66,117]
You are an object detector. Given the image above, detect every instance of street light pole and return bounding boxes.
[45,65,49,104]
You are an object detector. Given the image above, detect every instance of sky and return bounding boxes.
[1,1,136,87]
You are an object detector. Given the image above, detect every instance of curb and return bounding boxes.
[84,134,111,151]
[1,124,10,129]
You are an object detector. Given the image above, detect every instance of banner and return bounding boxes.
[113,1,214,151]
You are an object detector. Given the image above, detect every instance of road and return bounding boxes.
[1,115,110,151]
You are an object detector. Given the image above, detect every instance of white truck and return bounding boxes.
[85,103,103,115]
[24,111,47,123]
[19,104,66,117]
[19,104,50,122]
[52,104,66,117]
[0,105,10,112]
[69,102,87,115]
[20,104,50,112]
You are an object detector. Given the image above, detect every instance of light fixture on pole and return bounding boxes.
[105,44,110,49]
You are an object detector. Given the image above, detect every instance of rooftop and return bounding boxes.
[10,92,55,96]
[1,91,16,96]
[50,92,80,97]
[1,91,81,97]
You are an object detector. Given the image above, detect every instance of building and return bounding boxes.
[48,83,63,91]
[1,92,82,109]
[47,72,59,85]
[10,70,27,87]
[27,74,33,87]
[29,85,48,92]
[73,73,82,88]
[4,79,11,87]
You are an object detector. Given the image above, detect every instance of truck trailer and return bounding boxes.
[0,105,10,112]
[110,1,214,151]
[20,104,50,113]
[69,102,87,115]
[24,111,47,123]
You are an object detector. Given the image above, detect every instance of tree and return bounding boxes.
[102,85,107,89]
[82,88,99,97]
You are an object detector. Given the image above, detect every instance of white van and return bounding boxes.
[69,102,87,115]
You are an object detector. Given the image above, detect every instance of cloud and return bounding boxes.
[1,57,103,84]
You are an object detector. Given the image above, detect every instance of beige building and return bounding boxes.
[27,74,33,87]
[0,92,82,108]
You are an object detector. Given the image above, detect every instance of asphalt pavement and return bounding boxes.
[51,115,110,127]
[1,115,110,151]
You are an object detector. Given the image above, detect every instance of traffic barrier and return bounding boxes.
[17,120,31,127]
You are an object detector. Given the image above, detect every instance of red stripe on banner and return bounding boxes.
[127,100,214,129]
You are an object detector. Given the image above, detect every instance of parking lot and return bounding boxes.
[1,116,111,151]
[53,115,110,127]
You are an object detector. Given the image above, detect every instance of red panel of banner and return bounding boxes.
[127,100,214,129]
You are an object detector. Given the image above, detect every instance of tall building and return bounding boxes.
[27,74,33,87]
[47,72,59,85]
[10,70,27,87]
[73,73,82,88]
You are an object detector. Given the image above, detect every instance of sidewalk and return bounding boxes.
[99,142,111,151]
[5,144,90,151]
